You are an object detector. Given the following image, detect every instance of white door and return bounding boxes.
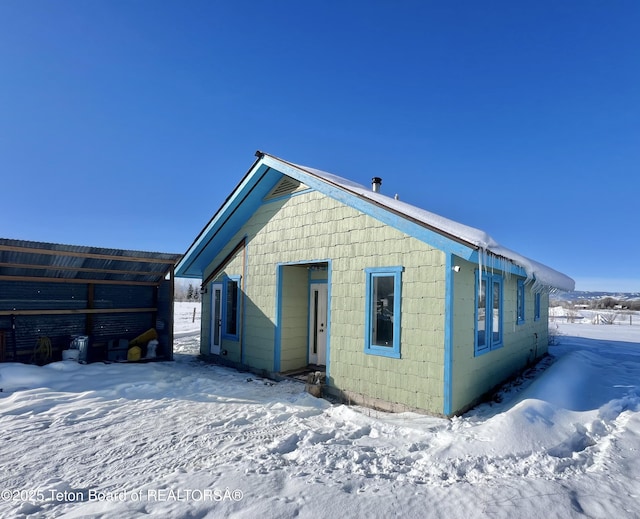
[309,283,328,366]
[211,283,223,354]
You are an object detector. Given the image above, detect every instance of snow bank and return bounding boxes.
[0,323,638,518]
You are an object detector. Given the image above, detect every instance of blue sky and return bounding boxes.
[1,1,638,292]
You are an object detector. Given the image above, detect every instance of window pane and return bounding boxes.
[492,280,501,343]
[477,278,486,348]
[517,281,525,323]
[364,266,402,358]
[225,280,238,335]
[372,275,394,346]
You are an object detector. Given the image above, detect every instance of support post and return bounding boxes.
[85,283,95,336]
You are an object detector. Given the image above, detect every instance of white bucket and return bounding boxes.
[62,349,80,361]
[146,339,158,359]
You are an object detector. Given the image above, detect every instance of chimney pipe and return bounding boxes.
[372,177,382,193]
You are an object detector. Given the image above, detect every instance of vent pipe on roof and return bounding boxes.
[372,177,382,193]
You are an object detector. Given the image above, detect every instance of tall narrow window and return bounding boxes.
[534,292,541,321]
[223,276,240,339]
[475,272,503,355]
[476,276,488,353]
[493,278,502,343]
[365,267,403,358]
[517,279,525,325]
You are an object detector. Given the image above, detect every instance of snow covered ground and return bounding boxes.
[549,305,640,326]
[0,304,639,518]
[173,302,201,340]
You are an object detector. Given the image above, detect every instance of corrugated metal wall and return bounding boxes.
[91,312,156,341]
[0,280,164,363]
[0,281,88,311]
[93,285,155,309]
[0,314,86,361]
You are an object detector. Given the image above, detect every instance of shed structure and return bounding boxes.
[0,238,181,364]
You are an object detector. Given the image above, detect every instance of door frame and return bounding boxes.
[210,282,223,354]
[274,260,332,376]
[308,282,328,366]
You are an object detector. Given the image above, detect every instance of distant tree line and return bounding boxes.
[573,297,640,311]
[175,281,201,302]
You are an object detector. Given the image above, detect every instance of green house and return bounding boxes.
[176,152,574,416]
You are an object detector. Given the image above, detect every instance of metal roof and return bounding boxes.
[0,238,182,286]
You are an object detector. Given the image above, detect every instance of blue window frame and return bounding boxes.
[222,275,241,340]
[534,292,541,321]
[364,267,403,359]
[517,279,525,325]
[475,272,503,355]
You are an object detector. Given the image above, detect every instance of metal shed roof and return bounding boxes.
[0,238,182,286]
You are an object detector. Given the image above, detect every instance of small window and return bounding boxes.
[223,276,241,339]
[364,267,403,359]
[475,272,503,355]
[534,292,541,321]
[517,279,525,325]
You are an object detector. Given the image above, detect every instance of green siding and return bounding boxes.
[450,256,550,414]
[201,188,447,414]
[279,266,308,372]
[199,188,553,415]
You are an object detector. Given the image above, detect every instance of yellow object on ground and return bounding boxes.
[127,346,142,362]
[129,328,157,347]
[33,336,52,365]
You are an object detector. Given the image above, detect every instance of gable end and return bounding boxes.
[264,176,309,201]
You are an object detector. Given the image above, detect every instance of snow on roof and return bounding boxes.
[294,163,575,292]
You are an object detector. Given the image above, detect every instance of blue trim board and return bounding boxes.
[176,164,283,277]
[306,272,310,366]
[325,260,332,381]
[241,236,248,365]
[491,274,504,350]
[221,275,241,340]
[261,156,476,260]
[474,272,485,356]
[209,281,223,354]
[517,279,525,325]
[179,154,530,286]
[306,268,311,366]
[364,266,403,359]
[273,264,283,372]
[209,281,214,355]
[475,272,504,356]
[443,254,454,416]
